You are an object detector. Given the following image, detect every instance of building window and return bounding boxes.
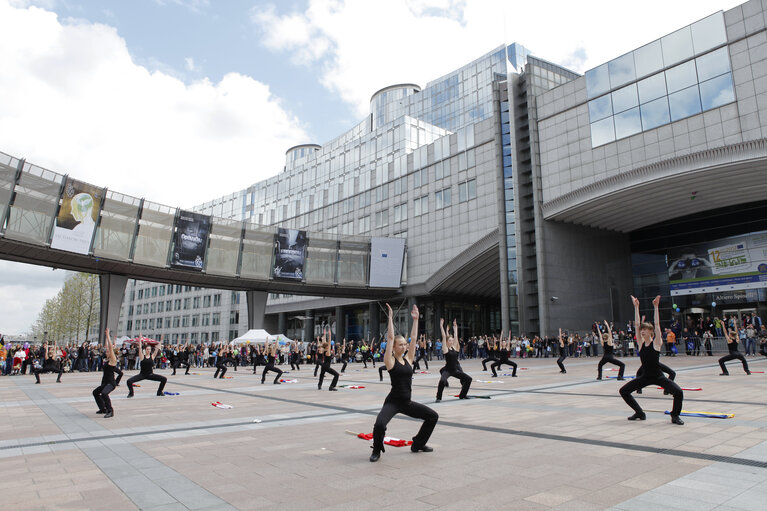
[458,179,477,202]
[413,168,428,188]
[359,215,370,233]
[174,299,181,311]
[173,316,180,328]
[182,316,190,327]
[212,313,221,326]
[191,314,199,327]
[138,289,143,300]
[213,294,221,307]
[342,221,353,235]
[375,209,389,228]
[375,184,388,203]
[193,296,200,309]
[128,305,134,316]
[393,176,407,196]
[394,203,408,223]
[150,302,156,313]
[211,332,219,343]
[414,195,428,216]
[183,298,190,310]
[164,317,171,328]
[159,286,165,297]
[203,295,211,307]
[436,187,452,209]
[152,286,157,297]
[202,314,210,326]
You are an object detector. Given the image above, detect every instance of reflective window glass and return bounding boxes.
[634,40,664,77]
[665,60,698,93]
[640,97,671,130]
[614,107,642,139]
[590,117,615,147]
[668,85,702,121]
[586,63,610,98]
[691,12,727,54]
[696,47,731,82]
[588,95,613,121]
[611,84,638,114]
[699,72,735,110]
[638,73,667,104]
[661,26,693,66]
[608,52,636,89]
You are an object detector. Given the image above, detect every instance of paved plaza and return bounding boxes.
[2,355,767,511]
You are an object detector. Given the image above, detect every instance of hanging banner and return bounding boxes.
[274,228,306,280]
[171,210,210,270]
[369,237,405,288]
[50,178,103,254]
[669,231,767,296]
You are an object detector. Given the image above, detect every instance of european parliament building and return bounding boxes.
[118,0,767,342]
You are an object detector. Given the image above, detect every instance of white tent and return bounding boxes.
[114,336,131,346]
[230,329,295,346]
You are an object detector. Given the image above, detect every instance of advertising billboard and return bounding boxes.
[50,178,103,254]
[274,228,306,280]
[171,210,211,270]
[369,237,405,288]
[669,231,767,296]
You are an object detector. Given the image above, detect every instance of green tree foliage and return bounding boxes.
[31,273,99,344]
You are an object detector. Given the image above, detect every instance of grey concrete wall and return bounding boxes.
[538,221,633,335]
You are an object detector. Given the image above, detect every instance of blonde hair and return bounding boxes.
[601,332,610,341]
[639,322,654,332]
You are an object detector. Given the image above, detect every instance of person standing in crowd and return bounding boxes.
[619,295,684,425]
[93,329,118,418]
[665,328,676,356]
[33,342,64,384]
[369,303,438,462]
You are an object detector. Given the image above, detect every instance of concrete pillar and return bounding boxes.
[335,306,345,342]
[434,301,444,341]
[246,290,268,329]
[278,312,287,335]
[368,302,380,343]
[304,309,315,343]
[99,274,128,344]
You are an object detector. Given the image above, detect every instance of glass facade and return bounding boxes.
[585,12,733,147]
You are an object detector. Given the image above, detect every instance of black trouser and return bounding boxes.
[636,362,676,380]
[172,359,191,375]
[481,356,498,371]
[413,353,428,371]
[214,361,227,378]
[362,353,374,368]
[491,358,516,377]
[225,357,237,371]
[379,365,387,381]
[314,358,321,376]
[706,340,713,356]
[252,358,263,373]
[93,383,115,413]
[372,397,438,453]
[597,355,625,379]
[114,366,124,386]
[619,374,683,417]
[127,373,167,395]
[557,353,567,372]
[719,352,750,375]
[318,365,339,389]
[262,363,283,384]
[341,358,348,373]
[290,354,300,371]
[34,361,63,383]
[437,368,471,400]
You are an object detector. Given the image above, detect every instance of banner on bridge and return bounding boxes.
[274,228,306,280]
[50,178,103,255]
[171,210,211,270]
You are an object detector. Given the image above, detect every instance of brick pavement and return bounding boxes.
[1,354,766,510]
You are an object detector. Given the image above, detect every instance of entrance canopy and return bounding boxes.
[231,329,294,345]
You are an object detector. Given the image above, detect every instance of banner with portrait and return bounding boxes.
[50,178,103,254]
[669,231,767,296]
[171,210,211,270]
[274,228,306,280]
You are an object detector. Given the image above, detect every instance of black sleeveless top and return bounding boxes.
[139,356,154,375]
[386,358,413,402]
[728,339,740,353]
[267,354,276,365]
[603,342,614,356]
[445,349,459,370]
[322,351,332,368]
[639,342,661,377]
[101,363,116,385]
[500,348,509,360]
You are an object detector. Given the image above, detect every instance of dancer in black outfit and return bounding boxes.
[127,337,167,397]
[370,303,438,462]
[261,341,283,384]
[214,344,229,379]
[317,327,339,391]
[412,335,429,371]
[556,329,569,373]
[636,362,676,394]
[482,335,500,371]
[361,339,376,368]
[436,318,472,401]
[491,332,517,377]
[313,339,323,376]
[340,339,349,373]
[289,341,301,371]
[172,344,192,375]
[596,320,625,380]
[252,345,265,374]
[34,342,64,384]
[719,322,751,376]
[619,295,684,425]
[93,328,118,418]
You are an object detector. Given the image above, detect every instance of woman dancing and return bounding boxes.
[261,341,284,384]
[289,341,301,371]
[93,328,118,418]
[596,320,625,380]
[412,335,429,371]
[481,335,499,371]
[556,329,569,373]
[340,339,350,373]
[370,303,438,462]
[214,344,229,379]
[619,295,684,425]
[317,327,339,391]
[127,337,167,397]
[491,331,517,377]
[436,318,472,401]
[719,321,751,376]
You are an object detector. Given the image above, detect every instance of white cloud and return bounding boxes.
[0,261,66,335]
[0,0,309,208]
[254,0,743,118]
[184,56,199,72]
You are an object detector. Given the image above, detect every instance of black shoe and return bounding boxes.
[435,398,441,403]
[35,381,40,384]
[103,411,114,418]
[57,379,62,383]
[747,371,752,375]
[411,445,434,453]
[671,415,684,425]
[157,392,164,397]
[720,373,729,376]
[663,390,670,395]
[369,449,381,462]
[512,374,517,377]
[627,412,646,421]
[96,410,106,414]
[127,393,134,398]
[617,377,625,381]
[274,381,281,385]
[491,374,497,378]
[597,376,602,380]
[328,387,337,391]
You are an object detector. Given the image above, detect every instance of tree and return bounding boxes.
[31,272,100,344]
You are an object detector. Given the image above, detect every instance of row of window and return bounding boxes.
[133,284,210,301]
[130,294,223,315]
[126,313,224,331]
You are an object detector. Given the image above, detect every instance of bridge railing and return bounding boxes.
[0,150,405,289]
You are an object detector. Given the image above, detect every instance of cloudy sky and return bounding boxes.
[0,0,742,336]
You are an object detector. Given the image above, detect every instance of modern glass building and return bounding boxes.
[118,0,767,341]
